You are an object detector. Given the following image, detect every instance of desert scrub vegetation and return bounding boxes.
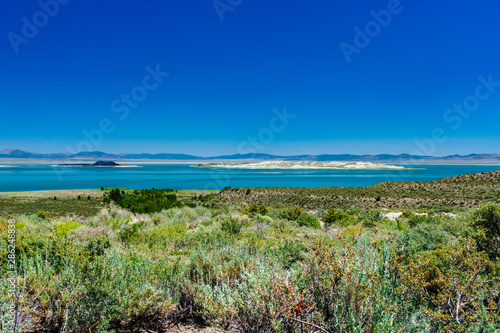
[213,170,500,211]
[1,178,500,331]
[0,190,105,218]
[0,189,218,220]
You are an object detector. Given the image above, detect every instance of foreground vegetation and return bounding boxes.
[1,171,500,332]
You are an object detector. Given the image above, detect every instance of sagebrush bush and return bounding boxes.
[407,213,430,227]
[399,237,500,331]
[472,203,500,259]
[322,208,352,227]
[220,216,243,235]
[304,234,418,332]
[278,206,304,221]
[242,203,269,216]
[472,203,500,238]
[296,211,320,229]
[36,210,51,220]
[362,209,384,227]
[398,223,450,253]
[438,214,467,237]
[273,239,305,267]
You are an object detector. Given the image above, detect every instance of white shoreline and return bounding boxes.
[195,161,412,170]
[0,158,499,166]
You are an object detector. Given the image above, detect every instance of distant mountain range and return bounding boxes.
[1,149,500,163]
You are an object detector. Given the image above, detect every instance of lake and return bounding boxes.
[0,164,499,192]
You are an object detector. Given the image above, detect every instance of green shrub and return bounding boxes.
[200,219,213,227]
[323,208,351,227]
[398,223,451,253]
[279,206,304,221]
[186,246,278,330]
[83,236,110,259]
[36,210,51,220]
[220,217,242,235]
[243,203,269,216]
[55,221,81,236]
[101,218,132,230]
[399,238,500,331]
[269,218,291,234]
[472,203,500,258]
[255,214,273,224]
[472,203,500,238]
[407,213,430,228]
[274,239,305,267]
[434,214,465,237]
[296,212,320,229]
[363,209,384,227]
[305,236,416,332]
[118,221,145,244]
[199,193,216,203]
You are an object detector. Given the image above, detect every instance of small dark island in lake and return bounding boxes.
[58,160,122,167]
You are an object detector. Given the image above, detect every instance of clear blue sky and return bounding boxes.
[1,0,500,156]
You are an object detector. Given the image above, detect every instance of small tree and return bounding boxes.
[109,188,122,203]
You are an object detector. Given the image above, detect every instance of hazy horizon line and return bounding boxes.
[1,148,499,159]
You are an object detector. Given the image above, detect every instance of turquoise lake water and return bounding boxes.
[0,164,499,192]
